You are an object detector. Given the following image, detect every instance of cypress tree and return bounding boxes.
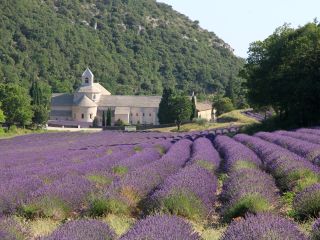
[158,88,174,124]
[106,108,112,126]
[102,111,106,127]
[191,94,197,120]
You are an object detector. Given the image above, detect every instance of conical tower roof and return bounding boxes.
[75,95,97,107]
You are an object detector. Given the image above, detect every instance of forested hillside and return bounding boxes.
[0,0,244,97]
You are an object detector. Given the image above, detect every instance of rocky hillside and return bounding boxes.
[0,0,244,96]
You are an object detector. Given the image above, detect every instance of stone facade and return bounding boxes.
[50,69,212,126]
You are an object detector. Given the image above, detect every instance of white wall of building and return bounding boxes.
[72,106,98,122]
[198,109,212,121]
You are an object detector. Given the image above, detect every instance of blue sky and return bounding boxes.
[157,0,320,58]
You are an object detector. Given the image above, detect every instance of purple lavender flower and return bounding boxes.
[190,137,221,171]
[234,134,319,192]
[255,131,320,165]
[293,183,320,218]
[44,219,115,240]
[106,139,193,209]
[214,135,261,172]
[221,168,279,221]
[148,164,217,220]
[221,213,307,240]
[0,217,29,240]
[311,218,320,240]
[119,215,200,240]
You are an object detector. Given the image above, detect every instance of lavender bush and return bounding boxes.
[190,137,221,171]
[255,131,320,165]
[293,183,320,219]
[44,219,116,240]
[214,135,261,172]
[119,215,200,240]
[147,164,217,220]
[234,134,319,192]
[311,218,320,240]
[96,139,193,215]
[0,217,29,240]
[221,168,279,221]
[221,213,307,240]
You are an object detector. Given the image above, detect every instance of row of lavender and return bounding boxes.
[1,128,320,239]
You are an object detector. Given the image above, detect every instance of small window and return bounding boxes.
[93,94,96,100]
[143,113,145,117]
[136,113,139,116]
[130,113,133,116]
[82,114,84,119]
[90,114,93,119]
[149,113,152,117]
[85,78,89,84]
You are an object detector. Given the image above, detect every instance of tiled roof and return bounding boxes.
[51,93,74,106]
[196,102,212,111]
[99,95,161,108]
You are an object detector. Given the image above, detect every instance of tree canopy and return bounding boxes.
[0,84,33,127]
[242,22,320,126]
[0,0,244,97]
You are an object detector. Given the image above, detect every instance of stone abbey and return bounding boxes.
[50,69,212,126]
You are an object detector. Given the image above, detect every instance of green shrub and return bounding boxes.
[161,191,205,221]
[89,197,130,216]
[112,166,129,176]
[223,194,272,222]
[86,174,112,186]
[233,160,258,171]
[22,197,70,220]
[193,118,208,126]
[293,184,320,219]
[195,160,215,172]
[133,146,142,152]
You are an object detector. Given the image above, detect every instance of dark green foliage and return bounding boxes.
[115,119,125,126]
[112,166,129,176]
[30,80,51,125]
[243,22,320,126]
[32,105,49,126]
[223,194,271,222]
[158,88,174,124]
[89,197,129,216]
[0,104,5,123]
[170,95,193,130]
[93,116,99,127]
[0,0,243,96]
[102,111,106,127]
[191,95,197,120]
[0,84,33,127]
[213,96,234,116]
[106,108,112,126]
[161,191,206,221]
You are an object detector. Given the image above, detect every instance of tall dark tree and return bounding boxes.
[30,80,51,126]
[102,110,106,127]
[190,94,197,120]
[170,95,192,130]
[107,108,112,126]
[158,88,174,124]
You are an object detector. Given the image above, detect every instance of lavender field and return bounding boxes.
[1,128,320,239]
